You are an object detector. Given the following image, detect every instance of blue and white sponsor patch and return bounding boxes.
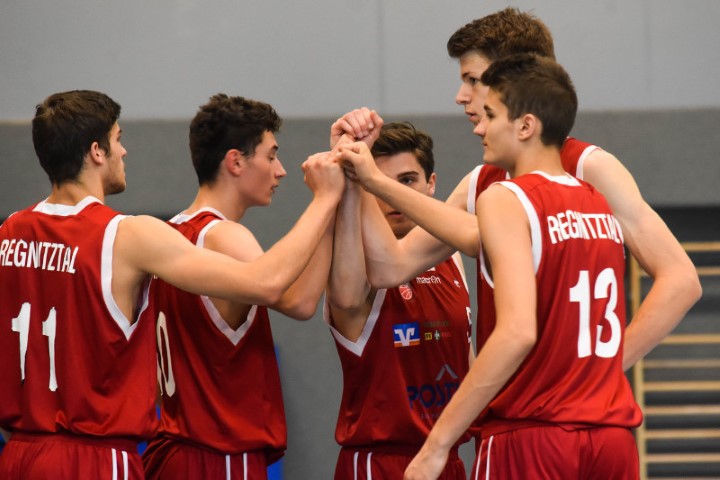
[393,322,420,348]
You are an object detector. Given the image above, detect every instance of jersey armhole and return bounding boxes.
[323,290,386,357]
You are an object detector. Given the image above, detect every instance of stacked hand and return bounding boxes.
[302,151,345,202]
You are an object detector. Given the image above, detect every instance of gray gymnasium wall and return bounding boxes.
[2,1,720,478]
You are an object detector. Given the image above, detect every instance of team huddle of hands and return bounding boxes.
[301,107,386,199]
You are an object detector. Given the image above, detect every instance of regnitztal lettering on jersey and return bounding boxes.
[546,211,623,245]
[0,238,79,273]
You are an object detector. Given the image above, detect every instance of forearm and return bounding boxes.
[256,194,339,299]
[620,209,701,370]
[363,173,479,257]
[274,221,335,319]
[327,187,370,310]
[416,327,533,465]
[623,265,701,370]
[361,191,454,287]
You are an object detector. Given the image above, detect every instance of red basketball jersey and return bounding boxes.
[468,137,600,348]
[153,208,286,460]
[0,197,158,440]
[325,256,472,448]
[477,172,642,433]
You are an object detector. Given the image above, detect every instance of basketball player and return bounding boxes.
[141,94,335,479]
[0,90,343,479]
[332,7,700,372]
[398,53,643,479]
[326,122,472,479]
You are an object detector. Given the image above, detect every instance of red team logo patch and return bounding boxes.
[399,283,413,300]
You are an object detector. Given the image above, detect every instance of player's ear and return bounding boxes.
[225,149,245,177]
[517,113,537,141]
[426,172,437,197]
[87,141,105,166]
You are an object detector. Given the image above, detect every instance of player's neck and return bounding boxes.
[46,178,105,206]
[509,144,564,178]
[185,185,248,223]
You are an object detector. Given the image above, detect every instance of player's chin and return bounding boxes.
[107,181,127,195]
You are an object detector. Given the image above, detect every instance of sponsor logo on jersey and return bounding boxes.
[415,274,442,285]
[407,363,460,413]
[398,283,413,300]
[421,321,452,342]
[393,322,420,347]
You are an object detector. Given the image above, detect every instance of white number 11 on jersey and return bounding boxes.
[11,302,58,391]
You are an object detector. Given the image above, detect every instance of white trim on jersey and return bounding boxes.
[197,218,258,346]
[33,195,102,216]
[497,181,543,274]
[323,289,387,357]
[466,165,482,215]
[102,215,152,340]
[573,144,599,180]
[450,252,470,293]
[169,206,227,225]
[531,170,581,187]
[201,297,257,346]
[172,211,257,345]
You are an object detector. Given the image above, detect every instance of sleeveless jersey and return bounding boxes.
[0,197,157,440]
[325,256,472,448]
[468,137,599,348]
[477,172,642,433]
[153,208,286,460]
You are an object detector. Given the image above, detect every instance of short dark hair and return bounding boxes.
[447,8,555,61]
[189,94,282,185]
[481,54,577,148]
[370,122,434,180]
[32,90,121,185]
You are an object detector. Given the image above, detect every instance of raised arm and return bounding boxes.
[358,188,455,287]
[116,152,344,308]
[196,216,335,323]
[271,220,335,320]
[582,150,702,370]
[326,181,375,341]
[404,186,536,480]
[339,142,479,257]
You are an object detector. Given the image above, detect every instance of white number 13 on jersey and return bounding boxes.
[570,268,621,358]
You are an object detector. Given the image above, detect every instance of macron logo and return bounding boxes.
[394,322,420,348]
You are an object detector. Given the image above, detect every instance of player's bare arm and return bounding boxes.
[405,185,536,480]
[112,155,343,321]
[582,150,702,369]
[339,142,479,256]
[326,180,375,342]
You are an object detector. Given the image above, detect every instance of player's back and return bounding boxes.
[478,173,642,434]
[0,197,158,440]
[153,209,286,459]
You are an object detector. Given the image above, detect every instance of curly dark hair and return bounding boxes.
[189,93,282,185]
[447,8,555,62]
